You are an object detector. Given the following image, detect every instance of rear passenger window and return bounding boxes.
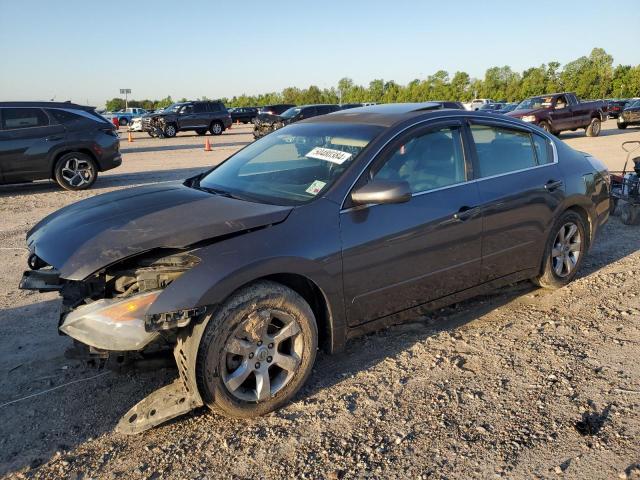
[48,109,82,124]
[532,133,553,164]
[470,124,536,177]
[374,126,466,193]
[194,103,206,113]
[1,108,49,130]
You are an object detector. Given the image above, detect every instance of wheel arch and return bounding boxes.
[564,203,593,249]
[50,148,98,177]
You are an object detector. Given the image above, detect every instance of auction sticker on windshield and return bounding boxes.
[306,147,352,165]
[305,180,326,195]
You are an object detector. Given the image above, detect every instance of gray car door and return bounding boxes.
[340,120,483,326]
[467,120,564,282]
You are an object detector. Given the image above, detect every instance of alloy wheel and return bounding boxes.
[212,123,223,135]
[60,157,95,188]
[221,308,303,402]
[551,222,581,277]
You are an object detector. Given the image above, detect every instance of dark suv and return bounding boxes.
[0,102,121,190]
[258,104,296,116]
[143,101,232,137]
[229,107,258,124]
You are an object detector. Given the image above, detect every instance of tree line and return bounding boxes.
[105,48,640,111]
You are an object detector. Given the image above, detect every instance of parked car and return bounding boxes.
[0,102,121,190]
[142,100,232,137]
[103,108,149,127]
[617,100,640,129]
[478,103,506,113]
[129,117,144,132]
[257,104,296,116]
[464,99,495,111]
[19,103,610,433]
[253,104,340,139]
[230,107,258,124]
[607,99,629,119]
[495,103,519,114]
[507,92,607,136]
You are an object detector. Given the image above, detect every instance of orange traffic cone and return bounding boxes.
[127,131,134,143]
[204,137,212,151]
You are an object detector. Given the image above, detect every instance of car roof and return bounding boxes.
[305,102,452,127]
[0,101,94,110]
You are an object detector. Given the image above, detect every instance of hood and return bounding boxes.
[27,182,292,280]
[506,108,546,118]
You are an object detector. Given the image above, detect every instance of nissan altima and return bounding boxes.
[19,103,610,433]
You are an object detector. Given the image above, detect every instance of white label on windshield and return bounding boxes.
[305,180,326,195]
[306,147,352,165]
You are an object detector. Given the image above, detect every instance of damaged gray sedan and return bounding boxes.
[20,104,610,433]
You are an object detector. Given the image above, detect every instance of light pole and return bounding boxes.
[120,88,131,110]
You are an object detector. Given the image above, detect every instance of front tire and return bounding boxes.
[163,123,177,137]
[618,123,627,130]
[54,152,98,191]
[585,117,601,137]
[534,211,587,289]
[196,281,318,418]
[539,121,553,135]
[210,121,223,136]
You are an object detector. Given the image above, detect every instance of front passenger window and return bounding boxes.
[373,126,466,193]
[470,125,537,177]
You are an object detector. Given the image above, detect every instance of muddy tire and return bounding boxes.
[621,203,640,225]
[585,117,601,137]
[533,211,587,289]
[53,152,98,191]
[163,124,177,137]
[196,281,318,418]
[210,121,224,136]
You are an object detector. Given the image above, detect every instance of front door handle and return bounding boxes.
[544,179,564,191]
[453,205,477,221]
[46,136,64,142]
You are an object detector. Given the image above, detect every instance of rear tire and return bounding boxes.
[210,121,224,136]
[533,210,587,289]
[118,118,128,126]
[53,152,98,191]
[196,281,317,418]
[585,117,601,137]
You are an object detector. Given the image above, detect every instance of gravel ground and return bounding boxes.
[0,122,639,480]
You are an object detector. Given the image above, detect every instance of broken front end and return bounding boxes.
[20,250,206,433]
[253,114,284,139]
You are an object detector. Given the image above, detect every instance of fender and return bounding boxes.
[146,199,348,353]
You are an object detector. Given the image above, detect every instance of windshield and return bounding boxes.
[516,96,554,110]
[280,107,301,119]
[198,122,383,206]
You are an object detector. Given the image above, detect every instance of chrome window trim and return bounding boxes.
[340,114,559,213]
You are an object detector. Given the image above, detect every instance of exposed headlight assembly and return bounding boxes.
[521,115,537,122]
[60,291,161,351]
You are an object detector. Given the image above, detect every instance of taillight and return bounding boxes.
[101,127,117,137]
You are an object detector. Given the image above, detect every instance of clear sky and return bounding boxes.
[1,0,639,107]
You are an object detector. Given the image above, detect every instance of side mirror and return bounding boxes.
[351,180,412,206]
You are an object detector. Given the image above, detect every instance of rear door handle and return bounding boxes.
[453,205,478,221]
[544,180,563,191]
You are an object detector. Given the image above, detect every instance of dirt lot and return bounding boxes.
[1,121,639,480]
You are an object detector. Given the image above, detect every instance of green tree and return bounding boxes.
[105,98,125,111]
